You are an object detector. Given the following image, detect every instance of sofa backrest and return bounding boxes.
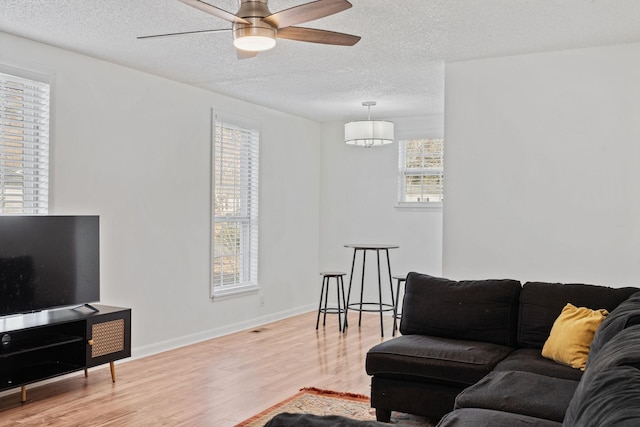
[588,291,640,364]
[400,273,521,347]
[563,325,640,426]
[517,282,638,348]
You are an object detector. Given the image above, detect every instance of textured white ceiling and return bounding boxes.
[1,0,640,122]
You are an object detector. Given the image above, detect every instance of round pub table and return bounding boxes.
[343,244,399,337]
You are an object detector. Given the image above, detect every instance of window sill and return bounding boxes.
[212,283,259,301]
[395,202,443,211]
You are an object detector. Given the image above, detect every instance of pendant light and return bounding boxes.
[344,101,394,148]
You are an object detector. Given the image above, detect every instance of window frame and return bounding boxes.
[396,133,444,210]
[210,112,260,299]
[0,64,51,215]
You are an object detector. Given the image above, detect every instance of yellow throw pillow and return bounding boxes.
[541,303,608,371]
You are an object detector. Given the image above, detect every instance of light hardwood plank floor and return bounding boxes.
[0,311,397,426]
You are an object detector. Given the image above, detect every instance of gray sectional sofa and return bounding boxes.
[365,273,640,425]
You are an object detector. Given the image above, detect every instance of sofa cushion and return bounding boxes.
[517,282,637,348]
[454,371,579,422]
[366,335,513,386]
[563,366,640,427]
[400,273,521,347]
[588,291,640,365]
[437,408,562,427]
[493,348,583,381]
[541,303,608,371]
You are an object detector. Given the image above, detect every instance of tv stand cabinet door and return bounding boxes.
[85,308,131,369]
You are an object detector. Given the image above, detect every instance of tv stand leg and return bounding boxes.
[84,364,114,382]
[21,386,26,403]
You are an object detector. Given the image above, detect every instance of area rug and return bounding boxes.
[235,387,432,426]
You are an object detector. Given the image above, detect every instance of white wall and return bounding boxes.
[443,42,640,287]
[319,116,444,304]
[1,32,321,357]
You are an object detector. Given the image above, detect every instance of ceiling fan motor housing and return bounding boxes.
[236,0,272,23]
[233,0,277,51]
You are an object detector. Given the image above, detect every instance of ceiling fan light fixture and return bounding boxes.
[233,26,276,52]
[345,102,395,148]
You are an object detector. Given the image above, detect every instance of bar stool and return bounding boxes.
[343,244,399,337]
[392,274,407,336]
[316,272,347,331]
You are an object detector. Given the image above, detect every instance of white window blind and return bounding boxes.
[211,115,259,297]
[0,70,50,214]
[398,137,444,205]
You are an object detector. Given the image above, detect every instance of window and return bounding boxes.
[398,137,444,206]
[211,114,260,298]
[0,69,50,214]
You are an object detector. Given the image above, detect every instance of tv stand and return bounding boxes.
[0,305,131,403]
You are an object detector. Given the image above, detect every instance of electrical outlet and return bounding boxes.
[260,294,265,307]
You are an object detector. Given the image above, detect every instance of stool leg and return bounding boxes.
[322,276,330,326]
[393,278,402,336]
[358,250,366,327]
[316,276,326,329]
[376,250,384,337]
[344,249,357,333]
[335,276,343,331]
[339,275,347,332]
[385,249,395,313]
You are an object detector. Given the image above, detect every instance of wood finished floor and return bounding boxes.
[0,311,396,426]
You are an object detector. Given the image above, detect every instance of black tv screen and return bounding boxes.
[0,216,100,317]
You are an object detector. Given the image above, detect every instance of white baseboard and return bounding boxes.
[130,304,316,360]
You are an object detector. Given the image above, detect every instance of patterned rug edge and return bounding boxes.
[234,387,370,427]
[301,387,370,402]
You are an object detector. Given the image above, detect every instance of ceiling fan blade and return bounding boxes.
[137,28,230,40]
[178,0,250,25]
[237,49,259,60]
[263,0,352,29]
[277,27,360,46]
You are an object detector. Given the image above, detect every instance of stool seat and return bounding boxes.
[316,272,347,331]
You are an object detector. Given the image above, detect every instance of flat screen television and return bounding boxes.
[0,215,100,317]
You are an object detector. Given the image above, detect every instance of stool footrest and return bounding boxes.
[347,302,395,313]
[319,307,346,314]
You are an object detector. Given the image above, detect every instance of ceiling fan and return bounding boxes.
[138,0,361,59]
